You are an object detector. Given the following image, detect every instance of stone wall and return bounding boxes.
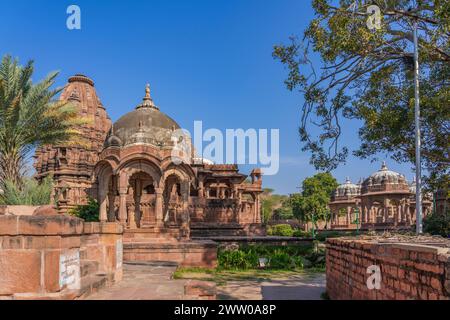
[0,215,123,300]
[0,205,40,216]
[123,241,217,268]
[326,237,450,300]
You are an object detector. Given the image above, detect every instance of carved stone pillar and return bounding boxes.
[254,193,261,223]
[108,192,116,222]
[401,204,405,222]
[198,179,204,198]
[134,179,141,228]
[128,204,137,229]
[99,190,108,222]
[155,187,163,226]
[180,181,190,238]
[346,207,351,226]
[118,173,128,224]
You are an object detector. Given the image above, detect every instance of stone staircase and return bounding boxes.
[75,251,110,299]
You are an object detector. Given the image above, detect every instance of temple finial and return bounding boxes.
[145,83,150,99]
[136,83,159,110]
[381,161,387,170]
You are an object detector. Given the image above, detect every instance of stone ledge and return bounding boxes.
[0,215,84,236]
[389,243,449,255]
[124,240,217,250]
[83,222,124,235]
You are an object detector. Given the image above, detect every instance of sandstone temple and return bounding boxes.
[33,74,264,263]
[328,162,433,230]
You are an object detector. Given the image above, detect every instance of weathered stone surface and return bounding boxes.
[184,280,216,300]
[0,219,124,299]
[44,250,61,292]
[33,205,59,217]
[0,250,41,295]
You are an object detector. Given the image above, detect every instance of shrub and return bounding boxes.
[69,198,100,222]
[424,211,450,238]
[293,229,313,238]
[217,244,314,270]
[218,248,259,270]
[0,176,53,205]
[270,224,294,237]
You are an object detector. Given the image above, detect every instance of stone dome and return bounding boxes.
[106,85,180,148]
[334,177,361,197]
[363,162,407,186]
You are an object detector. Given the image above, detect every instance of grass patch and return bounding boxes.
[217,244,325,271]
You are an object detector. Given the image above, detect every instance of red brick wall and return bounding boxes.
[326,238,450,300]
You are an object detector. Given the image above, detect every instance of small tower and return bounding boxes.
[250,168,262,185]
[33,74,112,213]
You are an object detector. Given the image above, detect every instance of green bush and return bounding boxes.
[69,198,100,222]
[270,224,294,237]
[0,176,53,205]
[218,248,259,270]
[424,211,450,238]
[218,244,314,270]
[293,229,313,238]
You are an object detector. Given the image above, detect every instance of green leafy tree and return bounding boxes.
[273,0,449,190]
[290,172,338,228]
[261,188,292,223]
[0,55,87,188]
[423,210,450,237]
[273,198,294,220]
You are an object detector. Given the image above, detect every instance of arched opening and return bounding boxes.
[128,171,156,228]
[163,173,183,226]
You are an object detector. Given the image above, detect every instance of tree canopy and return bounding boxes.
[261,188,293,223]
[290,172,338,226]
[273,0,449,190]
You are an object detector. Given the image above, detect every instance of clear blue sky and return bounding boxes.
[0,0,415,194]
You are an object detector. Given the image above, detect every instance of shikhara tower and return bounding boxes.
[34,75,111,213]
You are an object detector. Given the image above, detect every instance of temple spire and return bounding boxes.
[136,83,158,110]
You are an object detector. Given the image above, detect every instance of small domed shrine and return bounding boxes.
[329,177,361,228]
[34,75,264,256]
[329,162,432,230]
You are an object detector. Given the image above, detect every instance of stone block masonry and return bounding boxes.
[0,214,123,300]
[326,236,450,300]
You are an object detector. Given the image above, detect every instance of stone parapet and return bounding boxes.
[326,236,450,300]
[0,215,123,300]
[123,240,217,268]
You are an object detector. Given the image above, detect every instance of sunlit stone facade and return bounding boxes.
[34,75,264,240]
[329,162,432,230]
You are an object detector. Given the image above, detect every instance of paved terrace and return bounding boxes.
[85,262,326,300]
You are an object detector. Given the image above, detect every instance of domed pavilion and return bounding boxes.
[329,162,432,230]
[34,75,264,252]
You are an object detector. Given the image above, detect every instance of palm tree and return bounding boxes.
[0,55,86,187]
